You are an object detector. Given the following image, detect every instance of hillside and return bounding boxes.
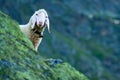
[0,0,120,80]
[0,12,88,80]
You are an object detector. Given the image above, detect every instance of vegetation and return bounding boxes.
[0,11,88,80]
[0,0,120,80]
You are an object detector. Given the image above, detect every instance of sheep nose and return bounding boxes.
[38,22,43,26]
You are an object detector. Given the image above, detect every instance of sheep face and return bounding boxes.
[30,9,50,33]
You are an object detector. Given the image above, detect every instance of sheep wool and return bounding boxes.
[19,9,50,51]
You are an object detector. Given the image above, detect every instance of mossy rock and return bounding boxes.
[0,11,89,80]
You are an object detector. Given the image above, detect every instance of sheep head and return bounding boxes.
[30,9,50,33]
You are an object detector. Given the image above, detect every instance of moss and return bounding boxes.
[0,11,89,80]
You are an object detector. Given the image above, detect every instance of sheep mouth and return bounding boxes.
[35,22,45,28]
[33,22,45,32]
[32,23,44,37]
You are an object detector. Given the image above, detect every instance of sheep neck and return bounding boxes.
[32,28,43,37]
[30,25,44,49]
[30,22,44,37]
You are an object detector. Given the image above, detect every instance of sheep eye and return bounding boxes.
[36,14,38,15]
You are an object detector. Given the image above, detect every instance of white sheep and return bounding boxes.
[19,9,50,51]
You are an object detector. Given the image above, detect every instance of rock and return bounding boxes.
[0,11,88,80]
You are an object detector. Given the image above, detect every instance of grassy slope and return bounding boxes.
[0,11,89,80]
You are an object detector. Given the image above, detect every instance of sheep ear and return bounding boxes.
[30,14,36,29]
[45,18,50,33]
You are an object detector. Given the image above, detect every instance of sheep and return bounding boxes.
[19,9,50,51]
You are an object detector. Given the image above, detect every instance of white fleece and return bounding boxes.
[19,9,50,51]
